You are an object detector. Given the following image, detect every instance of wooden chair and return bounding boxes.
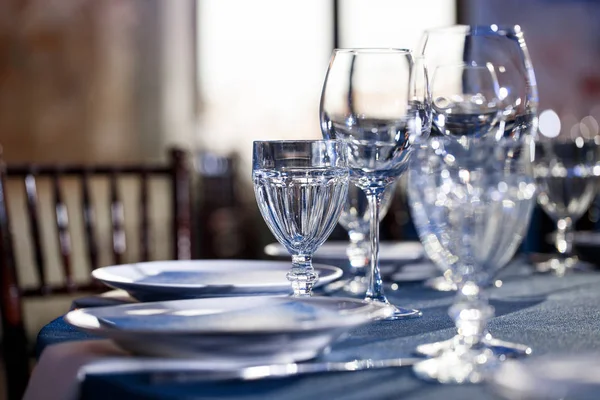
[0,148,193,400]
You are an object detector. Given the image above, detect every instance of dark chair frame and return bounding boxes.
[0,148,192,400]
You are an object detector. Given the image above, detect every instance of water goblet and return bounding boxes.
[253,140,349,297]
[408,136,536,384]
[533,130,600,275]
[416,62,501,293]
[337,180,397,295]
[320,49,431,319]
[414,25,538,358]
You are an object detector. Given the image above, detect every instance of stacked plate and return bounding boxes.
[92,260,343,301]
[72,258,388,365]
[65,296,393,365]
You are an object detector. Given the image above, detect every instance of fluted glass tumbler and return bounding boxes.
[253,140,349,296]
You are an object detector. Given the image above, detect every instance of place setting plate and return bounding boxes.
[64,296,394,366]
[264,241,424,263]
[92,260,343,302]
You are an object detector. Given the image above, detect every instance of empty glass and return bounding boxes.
[432,63,501,138]
[418,25,538,142]
[338,180,397,295]
[320,49,431,319]
[253,140,349,296]
[417,63,501,292]
[416,24,538,316]
[534,130,600,275]
[408,136,536,384]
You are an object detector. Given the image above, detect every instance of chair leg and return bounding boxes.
[2,324,30,400]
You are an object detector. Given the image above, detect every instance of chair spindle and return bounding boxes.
[52,173,75,290]
[139,170,150,262]
[110,172,126,265]
[24,172,49,294]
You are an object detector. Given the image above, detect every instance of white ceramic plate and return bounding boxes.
[92,260,343,302]
[65,296,392,364]
[264,241,424,262]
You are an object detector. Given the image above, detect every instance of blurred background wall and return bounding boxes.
[0,0,196,164]
[4,0,600,346]
[0,0,455,342]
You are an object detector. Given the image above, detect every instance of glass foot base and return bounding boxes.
[533,255,594,277]
[415,334,532,358]
[365,298,422,320]
[424,276,457,292]
[413,347,499,384]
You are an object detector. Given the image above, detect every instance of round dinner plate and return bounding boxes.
[65,296,393,364]
[92,260,343,302]
[264,241,424,262]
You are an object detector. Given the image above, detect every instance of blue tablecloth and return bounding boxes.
[36,261,600,400]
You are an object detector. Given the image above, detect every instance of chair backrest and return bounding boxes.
[0,148,192,400]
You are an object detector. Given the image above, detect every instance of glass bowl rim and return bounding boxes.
[423,24,524,37]
[332,48,411,55]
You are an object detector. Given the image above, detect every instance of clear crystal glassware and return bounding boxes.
[418,62,501,292]
[418,25,538,142]
[337,180,397,295]
[253,140,349,296]
[432,63,501,138]
[534,131,600,275]
[408,135,536,384]
[415,23,538,355]
[320,49,431,319]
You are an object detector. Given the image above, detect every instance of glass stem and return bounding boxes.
[449,281,494,349]
[555,217,574,257]
[365,190,387,303]
[288,254,317,297]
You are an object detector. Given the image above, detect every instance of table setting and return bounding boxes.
[26,24,600,400]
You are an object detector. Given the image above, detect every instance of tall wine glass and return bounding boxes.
[409,136,536,384]
[338,180,397,295]
[534,128,600,275]
[432,63,501,138]
[320,49,431,319]
[415,24,538,356]
[418,25,538,142]
[253,140,349,296]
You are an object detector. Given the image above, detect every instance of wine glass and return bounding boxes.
[418,25,538,142]
[337,180,397,295]
[414,24,538,357]
[408,135,536,384]
[320,49,431,319]
[253,140,349,296]
[534,127,600,275]
[432,63,501,138]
